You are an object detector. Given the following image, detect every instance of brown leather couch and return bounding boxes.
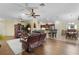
[20,33,46,52]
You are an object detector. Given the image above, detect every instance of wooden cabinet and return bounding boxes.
[14,23,24,38]
[41,24,55,30]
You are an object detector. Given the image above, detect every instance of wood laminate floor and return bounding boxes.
[0,37,79,55]
[22,39,79,55]
[0,36,14,55]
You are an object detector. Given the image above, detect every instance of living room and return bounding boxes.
[1,3,79,55]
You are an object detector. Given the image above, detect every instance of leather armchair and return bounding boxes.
[20,33,46,52]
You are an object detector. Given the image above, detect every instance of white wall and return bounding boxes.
[0,19,19,36]
[0,19,33,36]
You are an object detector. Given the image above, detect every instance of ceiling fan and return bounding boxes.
[18,17,25,22]
[25,9,40,18]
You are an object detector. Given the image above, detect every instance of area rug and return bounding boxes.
[7,39,23,55]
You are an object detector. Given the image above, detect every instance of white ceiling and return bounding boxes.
[0,3,79,22]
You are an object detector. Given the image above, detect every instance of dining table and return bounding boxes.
[65,29,78,39]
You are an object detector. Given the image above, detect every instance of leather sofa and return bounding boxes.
[20,33,46,52]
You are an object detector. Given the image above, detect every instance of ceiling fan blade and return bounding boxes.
[32,9,34,13]
[35,15,40,16]
[25,14,31,15]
